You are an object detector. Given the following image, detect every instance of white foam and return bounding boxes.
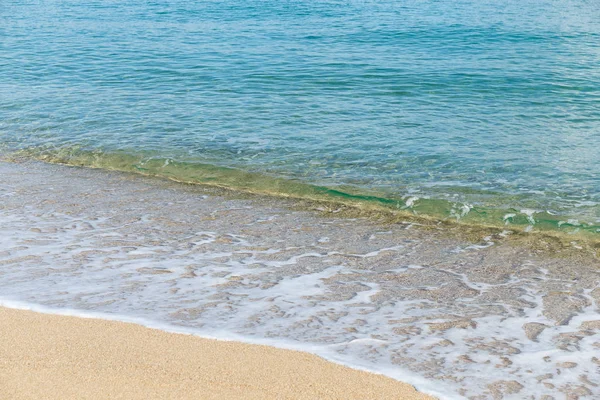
[403,195,419,208]
[520,209,538,225]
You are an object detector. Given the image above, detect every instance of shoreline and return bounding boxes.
[1,159,598,398]
[0,306,435,399]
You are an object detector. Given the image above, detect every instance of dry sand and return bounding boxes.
[0,307,434,399]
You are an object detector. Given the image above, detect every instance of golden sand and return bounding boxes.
[0,307,435,399]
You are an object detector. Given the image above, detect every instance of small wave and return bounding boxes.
[5,146,600,243]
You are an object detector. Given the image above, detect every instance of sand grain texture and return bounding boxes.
[0,307,433,399]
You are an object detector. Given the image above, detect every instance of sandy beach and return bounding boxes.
[0,307,434,399]
[1,161,599,398]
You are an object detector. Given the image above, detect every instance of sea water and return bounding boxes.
[1,0,600,232]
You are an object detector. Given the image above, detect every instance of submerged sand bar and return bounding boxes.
[0,307,432,399]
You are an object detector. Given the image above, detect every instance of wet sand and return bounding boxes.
[0,307,434,399]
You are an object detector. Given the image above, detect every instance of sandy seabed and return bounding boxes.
[0,307,433,399]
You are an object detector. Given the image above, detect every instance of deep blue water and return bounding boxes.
[2,0,600,230]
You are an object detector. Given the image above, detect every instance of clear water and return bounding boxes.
[2,0,600,232]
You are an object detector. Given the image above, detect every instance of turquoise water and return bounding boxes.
[2,0,600,232]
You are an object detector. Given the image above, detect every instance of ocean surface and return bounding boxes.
[1,0,600,234]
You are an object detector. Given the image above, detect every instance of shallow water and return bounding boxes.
[2,0,600,231]
[1,161,599,399]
